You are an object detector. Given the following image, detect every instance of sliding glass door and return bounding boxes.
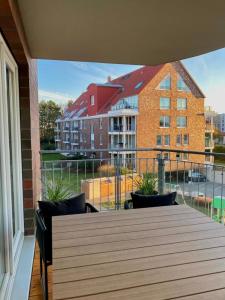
[0,33,24,299]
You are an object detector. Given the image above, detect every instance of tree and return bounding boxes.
[39,100,62,145]
[67,100,74,109]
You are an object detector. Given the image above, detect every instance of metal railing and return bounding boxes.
[40,148,225,223]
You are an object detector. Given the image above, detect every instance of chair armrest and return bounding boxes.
[85,202,99,213]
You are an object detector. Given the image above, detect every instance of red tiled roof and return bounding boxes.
[63,64,164,118]
[99,65,163,113]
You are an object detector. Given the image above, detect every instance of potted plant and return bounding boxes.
[128,173,177,209]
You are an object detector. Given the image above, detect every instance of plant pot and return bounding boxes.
[131,191,177,209]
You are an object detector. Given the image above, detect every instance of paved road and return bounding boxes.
[167,181,225,199]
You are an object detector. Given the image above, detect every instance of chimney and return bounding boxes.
[107,75,111,82]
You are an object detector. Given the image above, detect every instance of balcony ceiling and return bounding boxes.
[17,0,225,65]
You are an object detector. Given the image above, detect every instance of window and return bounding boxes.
[0,33,23,297]
[99,118,103,129]
[111,95,138,111]
[91,124,94,134]
[183,153,189,160]
[80,120,83,129]
[135,81,143,89]
[160,116,170,128]
[177,75,190,92]
[159,75,171,90]
[183,134,189,145]
[156,135,162,146]
[160,97,170,110]
[177,98,187,110]
[176,134,182,145]
[100,134,103,145]
[177,116,187,128]
[164,135,170,146]
[176,153,181,160]
[164,153,170,160]
[90,95,95,105]
[80,133,83,143]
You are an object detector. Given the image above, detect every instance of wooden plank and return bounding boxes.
[53,205,201,227]
[177,289,225,300]
[54,246,225,283]
[53,222,222,248]
[53,216,213,240]
[53,228,225,258]
[54,236,225,269]
[58,273,225,300]
[53,258,225,299]
[53,213,207,233]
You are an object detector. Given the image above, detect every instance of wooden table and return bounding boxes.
[52,205,225,299]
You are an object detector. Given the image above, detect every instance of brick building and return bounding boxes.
[56,61,207,169]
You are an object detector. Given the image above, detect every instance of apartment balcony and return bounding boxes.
[71,126,79,132]
[32,148,225,299]
[63,126,70,132]
[205,139,214,149]
[70,139,79,145]
[109,143,136,153]
[63,137,70,143]
[54,127,60,132]
[205,123,215,133]
[109,125,136,134]
[54,136,61,141]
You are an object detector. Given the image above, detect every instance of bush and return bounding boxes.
[41,143,56,150]
[98,164,115,176]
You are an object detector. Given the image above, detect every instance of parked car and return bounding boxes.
[188,172,207,182]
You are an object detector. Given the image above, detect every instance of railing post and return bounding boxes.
[158,154,165,195]
[115,152,121,210]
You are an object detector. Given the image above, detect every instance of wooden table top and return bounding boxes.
[52,205,225,300]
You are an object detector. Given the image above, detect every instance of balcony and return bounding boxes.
[63,137,70,143]
[63,126,70,132]
[205,123,214,133]
[31,148,225,299]
[54,135,61,141]
[109,125,136,133]
[71,126,79,132]
[205,139,214,149]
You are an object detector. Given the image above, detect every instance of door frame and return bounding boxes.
[0,33,24,299]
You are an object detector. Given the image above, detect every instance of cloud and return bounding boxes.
[38,89,76,105]
[69,61,119,82]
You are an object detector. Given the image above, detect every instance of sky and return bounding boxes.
[38,47,225,112]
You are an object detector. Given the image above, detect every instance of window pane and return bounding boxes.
[6,67,17,237]
[177,116,187,128]
[164,135,170,145]
[156,135,162,145]
[177,98,187,110]
[177,75,190,92]
[176,134,182,145]
[165,116,170,127]
[160,97,170,110]
[183,134,189,145]
[159,75,171,90]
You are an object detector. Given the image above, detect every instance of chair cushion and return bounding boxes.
[38,193,86,217]
[131,192,177,209]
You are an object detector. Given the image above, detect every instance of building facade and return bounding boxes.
[56,61,207,169]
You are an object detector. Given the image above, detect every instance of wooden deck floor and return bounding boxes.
[52,205,225,299]
[29,245,52,300]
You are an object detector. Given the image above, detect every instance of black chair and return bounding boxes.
[124,192,177,209]
[35,202,98,300]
